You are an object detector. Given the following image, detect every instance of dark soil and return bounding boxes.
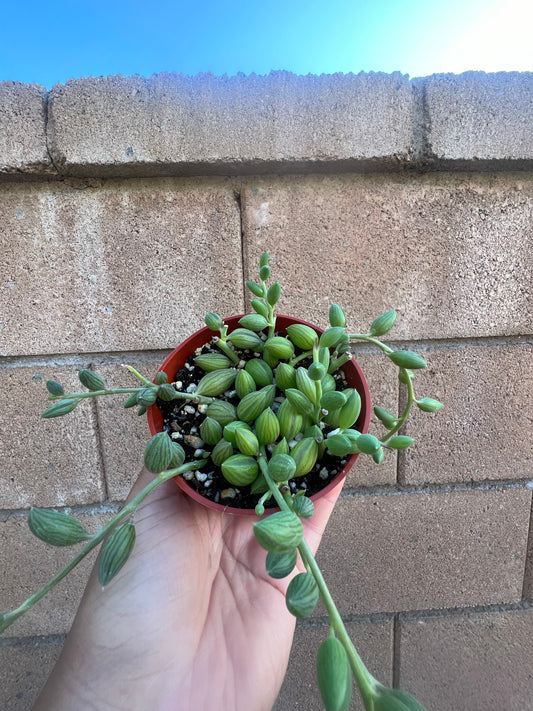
[157,335,361,510]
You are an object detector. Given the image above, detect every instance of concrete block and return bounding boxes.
[0,510,113,636]
[274,618,393,710]
[0,640,62,710]
[423,72,533,165]
[48,72,415,176]
[399,609,533,711]
[95,359,163,500]
[241,173,533,340]
[0,365,105,508]
[0,82,54,179]
[0,179,242,356]
[315,489,530,614]
[400,344,533,484]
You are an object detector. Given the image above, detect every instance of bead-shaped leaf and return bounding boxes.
[290,437,318,477]
[211,439,234,466]
[275,363,297,391]
[319,327,346,349]
[286,388,314,416]
[200,416,223,445]
[137,387,158,406]
[205,312,224,331]
[144,432,173,473]
[266,549,298,579]
[194,353,233,372]
[245,358,273,386]
[388,351,427,370]
[155,371,168,384]
[388,436,414,450]
[317,636,352,711]
[286,323,318,350]
[254,511,303,553]
[370,309,397,337]
[374,406,397,429]
[268,453,297,482]
[235,369,257,398]
[291,495,314,519]
[28,508,91,546]
[416,398,443,412]
[266,281,281,305]
[206,400,237,426]
[373,687,428,711]
[169,442,186,468]
[46,380,64,396]
[246,281,265,298]
[264,336,294,360]
[251,298,269,318]
[157,383,177,401]
[221,454,258,485]
[98,521,136,587]
[308,362,326,382]
[196,368,237,396]
[338,390,361,430]
[227,328,264,351]
[238,314,269,332]
[234,427,260,456]
[286,572,319,617]
[41,399,78,418]
[78,369,105,391]
[295,367,317,404]
[356,433,382,455]
[255,407,280,445]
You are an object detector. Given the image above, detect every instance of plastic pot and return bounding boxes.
[147,315,371,515]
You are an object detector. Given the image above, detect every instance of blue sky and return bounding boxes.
[1,0,532,88]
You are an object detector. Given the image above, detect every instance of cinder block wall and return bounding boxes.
[0,71,532,710]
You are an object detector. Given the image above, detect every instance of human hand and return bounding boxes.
[34,469,342,711]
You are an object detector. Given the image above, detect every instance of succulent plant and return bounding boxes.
[0,252,442,711]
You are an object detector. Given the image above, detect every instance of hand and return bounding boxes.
[34,469,342,711]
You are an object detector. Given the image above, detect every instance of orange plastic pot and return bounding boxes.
[147,315,371,515]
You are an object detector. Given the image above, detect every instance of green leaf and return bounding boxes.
[259,251,269,268]
[46,380,64,396]
[328,303,347,328]
[246,281,265,298]
[28,508,91,546]
[266,281,281,306]
[205,312,224,331]
[388,436,414,450]
[143,432,173,473]
[374,687,428,711]
[155,371,168,384]
[221,454,258,485]
[124,391,140,408]
[286,572,319,617]
[338,390,361,430]
[286,323,318,350]
[259,264,271,281]
[238,314,269,332]
[319,327,346,349]
[227,328,264,351]
[254,511,303,553]
[250,298,269,319]
[416,397,443,412]
[388,351,427,370]
[194,353,233,372]
[317,636,352,711]
[268,453,297,482]
[78,369,105,391]
[374,406,397,429]
[266,549,298,579]
[41,399,78,418]
[158,383,177,401]
[291,495,314,519]
[308,362,326,381]
[136,387,158,406]
[98,521,136,587]
[356,433,381,454]
[370,309,397,337]
[196,368,238,396]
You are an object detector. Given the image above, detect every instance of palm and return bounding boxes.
[35,471,341,711]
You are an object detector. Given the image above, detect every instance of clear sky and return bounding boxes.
[1,0,532,88]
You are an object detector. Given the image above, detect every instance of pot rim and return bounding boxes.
[147,315,371,516]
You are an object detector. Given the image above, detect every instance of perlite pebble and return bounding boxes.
[319,467,329,480]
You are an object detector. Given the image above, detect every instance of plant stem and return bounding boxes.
[49,387,143,401]
[214,337,240,364]
[258,452,378,709]
[0,461,203,635]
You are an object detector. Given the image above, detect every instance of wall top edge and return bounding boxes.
[1,72,533,179]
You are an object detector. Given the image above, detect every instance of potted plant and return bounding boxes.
[0,252,442,711]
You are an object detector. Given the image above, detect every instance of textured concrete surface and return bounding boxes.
[0,364,105,508]
[423,72,533,164]
[95,359,164,500]
[47,72,414,176]
[274,618,393,710]
[316,489,531,614]
[399,609,533,711]
[241,174,533,341]
[0,511,113,636]
[0,82,53,178]
[0,178,243,356]
[400,343,533,484]
[0,640,63,710]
